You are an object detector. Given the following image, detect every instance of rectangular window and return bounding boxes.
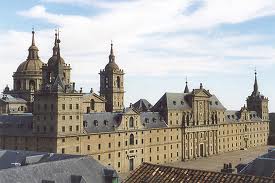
[61,148,65,154]
[98,155,100,160]
[118,152,120,157]
[62,116,65,120]
[76,146,79,152]
[118,162,120,168]
[62,104,65,110]
[62,138,65,143]
[76,104,79,109]
[51,104,54,111]
[87,145,90,150]
[76,115,79,120]
[108,154,111,159]
[76,125,79,131]
[109,143,111,148]
[69,126,72,131]
[69,104,72,110]
[70,116,72,120]
[62,126,65,132]
[98,144,101,150]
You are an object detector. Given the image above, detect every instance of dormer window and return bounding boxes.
[94,120,98,126]
[173,101,176,105]
[181,101,184,105]
[104,120,108,126]
[215,101,218,105]
[232,115,235,119]
[227,115,230,119]
[83,121,88,128]
[145,118,149,123]
[152,118,156,123]
[209,101,212,105]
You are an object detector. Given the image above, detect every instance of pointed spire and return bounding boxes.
[184,77,189,93]
[109,40,115,63]
[31,28,35,46]
[52,29,58,56]
[27,28,39,60]
[252,68,259,96]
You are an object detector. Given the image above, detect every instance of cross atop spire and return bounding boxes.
[109,40,115,63]
[184,76,189,93]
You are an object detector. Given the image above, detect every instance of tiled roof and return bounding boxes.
[124,163,274,183]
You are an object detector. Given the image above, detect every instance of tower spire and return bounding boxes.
[252,68,259,96]
[27,29,39,60]
[184,76,189,93]
[52,29,58,56]
[109,40,115,63]
[31,28,35,46]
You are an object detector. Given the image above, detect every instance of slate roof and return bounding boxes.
[0,94,27,104]
[209,95,226,110]
[225,110,262,123]
[140,112,168,129]
[152,92,226,111]
[83,112,118,133]
[240,149,275,178]
[124,163,275,183]
[83,111,168,133]
[0,149,82,170]
[0,150,118,183]
[133,99,152,112]
[0,114,33,136]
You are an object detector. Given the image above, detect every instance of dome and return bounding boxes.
[16,59,43,72]
[48,55,65,67]
[105,62,119,71]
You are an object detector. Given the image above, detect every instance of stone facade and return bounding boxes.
[0,31,270,174]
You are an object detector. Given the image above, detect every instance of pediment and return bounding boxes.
[193,89,212,97]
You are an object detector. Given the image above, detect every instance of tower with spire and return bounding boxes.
[99,42,125,112]
[246,70,269,120]
[184,77,189,93]
[33,31,83,142]
[41,31,71,91]
[4,29,45,111]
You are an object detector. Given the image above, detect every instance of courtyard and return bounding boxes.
[168,145,274,172]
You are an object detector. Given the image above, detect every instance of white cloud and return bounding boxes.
[1,0,275,110]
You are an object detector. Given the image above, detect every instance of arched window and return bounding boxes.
[16,80,21,90]
[117,76,120,88]
[129,117,134,128]
[130,134,134,145]
[105,76,109,88]
[186,114,190,126]
[90,99,95,110]
[29,80,35,91]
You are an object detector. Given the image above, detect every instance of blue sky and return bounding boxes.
[0,0,275,111]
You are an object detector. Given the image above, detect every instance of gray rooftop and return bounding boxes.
[133,99,152,112]
[0,150,118,183]
[240,149,275,178]
[0,114,33,136]
[0,94,27,104]
[225,110,262,123]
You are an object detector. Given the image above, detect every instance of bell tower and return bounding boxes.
[247,70,269,120]
[100,42,125,112]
